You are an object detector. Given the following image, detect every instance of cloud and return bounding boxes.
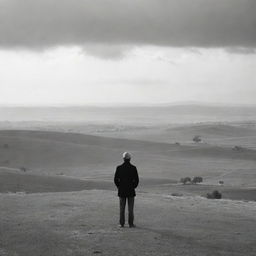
[225,47,256,55]
[0,0,255,53]
[82,44,130,59]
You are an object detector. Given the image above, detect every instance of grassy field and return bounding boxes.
[0,126,256,255]
[1,190,255,256]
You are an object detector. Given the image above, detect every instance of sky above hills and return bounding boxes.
[0,0,255,106]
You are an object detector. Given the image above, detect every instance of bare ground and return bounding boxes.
[0,190,256,256]
[0,128,256,256]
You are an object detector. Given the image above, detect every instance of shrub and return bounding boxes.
[233,146,243,151]
[20,167,26,172]
[219,180,224,185]
[207,190,222,199]
[193,135,201,143]
[180,177,191,185]
[192,176,203,184]
[171,193,183,197]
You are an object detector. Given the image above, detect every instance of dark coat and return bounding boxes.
[114,161,139,197]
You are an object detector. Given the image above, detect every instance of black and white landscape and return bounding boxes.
[0,0,256,255]
[0,105,256,255]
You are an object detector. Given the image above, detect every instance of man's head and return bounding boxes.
[122,152,131,162]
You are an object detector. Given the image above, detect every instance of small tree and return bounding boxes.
[193,135,201,143]
[180,177,191,185]
[192,176,203,184]
[207,190,222,199]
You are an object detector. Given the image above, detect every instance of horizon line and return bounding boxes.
[1,101,256,108]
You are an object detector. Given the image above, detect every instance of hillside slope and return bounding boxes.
[0,130,255,184]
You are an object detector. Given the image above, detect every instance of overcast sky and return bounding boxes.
[0,0,255,106]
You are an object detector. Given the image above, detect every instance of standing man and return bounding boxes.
[114,152,139,228]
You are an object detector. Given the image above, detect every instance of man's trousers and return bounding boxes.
[119,197,134,226]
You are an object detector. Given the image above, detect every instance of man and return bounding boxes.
[114,152,139,228]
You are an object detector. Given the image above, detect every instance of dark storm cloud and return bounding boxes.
[225,47,256,55]
[0,0,255,50]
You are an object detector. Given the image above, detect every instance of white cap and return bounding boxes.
[122,152,131,160]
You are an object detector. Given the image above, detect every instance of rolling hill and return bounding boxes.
[0,130,255,186]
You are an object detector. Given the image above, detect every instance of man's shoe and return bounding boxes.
[129,224,136,228]
[118,224,124,228]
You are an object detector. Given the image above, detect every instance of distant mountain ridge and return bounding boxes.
[1,104,256,124]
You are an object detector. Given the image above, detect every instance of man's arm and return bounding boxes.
[133,167,139,188]
[114,167,120,187]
